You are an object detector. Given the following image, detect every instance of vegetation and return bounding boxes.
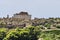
[0,26,41,40]
[0,26,59,40]
[0,18,60,40]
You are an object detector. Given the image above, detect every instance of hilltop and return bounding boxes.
[0,12,60,29]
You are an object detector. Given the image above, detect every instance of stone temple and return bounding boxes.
[12,12,31,21]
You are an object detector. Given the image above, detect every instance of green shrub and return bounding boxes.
[0,28,8,40]
[3,26,41,40]
[56,25,60,28]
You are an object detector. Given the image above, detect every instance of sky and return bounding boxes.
[0,0,60,18]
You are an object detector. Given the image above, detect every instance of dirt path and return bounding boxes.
[41,29,60,31]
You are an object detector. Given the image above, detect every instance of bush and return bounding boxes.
[56,25,60,28]
[3,26,41,40]
[0,28,8,40]
[44,23,51,29]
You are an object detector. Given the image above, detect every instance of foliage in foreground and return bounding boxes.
[40,30,60,40]
[0,26,41,40]
[0,26,60,40]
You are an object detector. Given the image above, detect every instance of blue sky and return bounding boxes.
[0,0,60,18]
